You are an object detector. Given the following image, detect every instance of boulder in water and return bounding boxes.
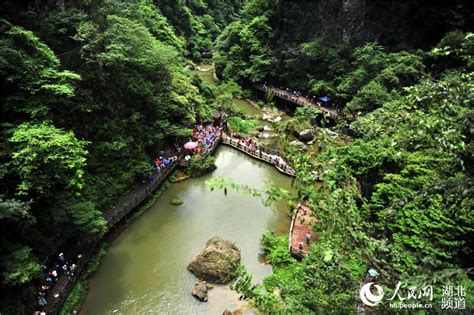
[192,280,212,302]
[298,129,315,142]
[187,236,241,284]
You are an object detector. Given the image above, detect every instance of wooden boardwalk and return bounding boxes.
[221,133,295,176]
[255,85,341,120]
[289,205,317,258]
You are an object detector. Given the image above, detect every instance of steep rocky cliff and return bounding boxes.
[271,0,473,50]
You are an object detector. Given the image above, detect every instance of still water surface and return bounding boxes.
[81,146,292,314]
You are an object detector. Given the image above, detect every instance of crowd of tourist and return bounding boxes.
[182,124,222,163]
[154,155,179,176]
[35,252,81,312]
[191,124,219,148]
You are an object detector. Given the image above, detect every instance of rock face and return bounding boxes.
[191,280,213,302]
[187,237,241,284]
[264,1,470,50]
[298,129,315,142]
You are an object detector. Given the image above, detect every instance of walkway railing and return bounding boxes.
[104,161,179,227]
[221,133,295,176]
[255,85,341,120]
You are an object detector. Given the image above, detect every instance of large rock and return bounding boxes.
[298,129,315,142]
[187,237,241,284]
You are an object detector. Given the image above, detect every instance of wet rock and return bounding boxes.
[187,236,241,284]
[298,129,315,142]
[192,281,209,302]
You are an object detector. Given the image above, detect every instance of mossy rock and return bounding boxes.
[187,236,241,284]
[171,198,184,206]
[188,155,217,178]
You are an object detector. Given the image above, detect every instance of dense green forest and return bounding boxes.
[1,0,473,313]
[0,0,243,312]
[215,0,474,313]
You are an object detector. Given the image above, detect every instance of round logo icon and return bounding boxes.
[360,282,384,306]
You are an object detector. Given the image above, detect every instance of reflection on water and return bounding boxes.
[81,146,292,315]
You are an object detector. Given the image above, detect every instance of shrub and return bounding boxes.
[187,154,217,177]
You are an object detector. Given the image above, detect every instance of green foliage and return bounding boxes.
[0,198,32,222]
[260,232,295,268]
[345,80,392,114]
[156,0,243,59]
[430,31,474,69]
[59,280,86,315]
[187,154,217,177]
[84,243,108,278]
[9,122,89,196]
[231,265,281,312]
[216,8,473,311]
[54,199,108,240]
[227,117,259,134]
[0,21,80,118]
[215,12,273,82]
[1,247,40,286]
[337,43,425,108]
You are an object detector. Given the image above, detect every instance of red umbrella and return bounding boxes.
[183,141,198,150]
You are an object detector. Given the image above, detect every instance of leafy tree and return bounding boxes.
[9,122,88,196]
[0,21,80,119]
[345,80,392,114]
[1,247,40,286]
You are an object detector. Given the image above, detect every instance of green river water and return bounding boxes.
[80,65,293,314]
